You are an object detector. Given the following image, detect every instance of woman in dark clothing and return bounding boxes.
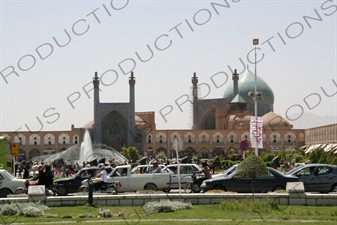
[44,165,54,188]
[31,165,46,185]
[22,162,30,179]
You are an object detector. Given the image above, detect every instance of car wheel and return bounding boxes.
[331,184,337,193]
[0,188,12,198]
[272,185,285,192]
[192,184,201,193]
[57,185,68,196]
[144,183,158,191]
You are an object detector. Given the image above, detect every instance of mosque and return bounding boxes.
[81,69,305,158]
[2,68,336,160]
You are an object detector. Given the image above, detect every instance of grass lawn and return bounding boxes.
[1,203,337,225]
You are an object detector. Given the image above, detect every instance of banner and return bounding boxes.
[250,116,263,149]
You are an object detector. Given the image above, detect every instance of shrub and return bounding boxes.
[0,204,18,215]
[143,199,192,214]
[97,209,112,218]
[22,206,44,217]
[0,202,49,217]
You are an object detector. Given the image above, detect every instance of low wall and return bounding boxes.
[2,192,337,207]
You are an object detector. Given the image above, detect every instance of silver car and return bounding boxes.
[285,163,337,193]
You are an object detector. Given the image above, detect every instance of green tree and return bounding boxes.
[156,151,166,161]
[236,154,268,200]
[121,146,140,163]
[318,151,328,164]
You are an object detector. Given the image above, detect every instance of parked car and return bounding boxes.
[164,163,202,189]
[105,165,172,192]
[201,167,299,193]
[0,169,26,198]
[212,164,238,179]
[54,165,113,196]
[284,163,337,193]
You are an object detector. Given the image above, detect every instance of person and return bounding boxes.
[31,165,46,186]
[151,161,162,173]
[61,164,67,177]
[93,163,108,191]
[74,163,80,173]
[44,164,54,188]
[195,161,212,187]
[22,162,30,179]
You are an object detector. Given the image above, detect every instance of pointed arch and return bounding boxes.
[199,107,216,129]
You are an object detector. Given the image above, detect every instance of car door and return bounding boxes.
[295,166,319,192]
[314,166,335,192]
[180,165,195,186]
[253,171,279,193]
[65,169,93,192]
[166,165,182,188]
[225,175,255,193]
[108,169,129,192]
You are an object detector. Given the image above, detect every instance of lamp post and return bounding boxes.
[253,38,259,156]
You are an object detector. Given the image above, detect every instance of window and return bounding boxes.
[48,141,51,145]
[317,166,332,175]
[34,141,37,145]
[63,141,66,144]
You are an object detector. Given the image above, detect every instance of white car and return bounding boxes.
[0,169,26,198]
[131,164,168,174]
[164,163,202,189]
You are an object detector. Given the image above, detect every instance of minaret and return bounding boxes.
[128,71,136,146]
[232,69,239,98]
[93,72,100,144]
[192,72,198,129]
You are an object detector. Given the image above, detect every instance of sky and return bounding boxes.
[0,0,336,132]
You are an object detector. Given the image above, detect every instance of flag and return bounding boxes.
[250,116,263,149]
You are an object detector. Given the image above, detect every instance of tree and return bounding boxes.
[236,154,268,200]
[156,151,167,161]
[121,146,140,163]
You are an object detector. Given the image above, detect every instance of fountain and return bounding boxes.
[79,129,93,164]
[34,129,129,166]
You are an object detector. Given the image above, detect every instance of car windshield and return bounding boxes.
[227,170,237,179]
[285,165,305,175]
[222,165,237,175]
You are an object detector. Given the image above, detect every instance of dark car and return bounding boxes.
[201,167,299,193]
[54,166,112,196]
[284,163,337,193]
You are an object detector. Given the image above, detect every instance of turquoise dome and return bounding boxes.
[223,70,274,116]
[223,69,274,115]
